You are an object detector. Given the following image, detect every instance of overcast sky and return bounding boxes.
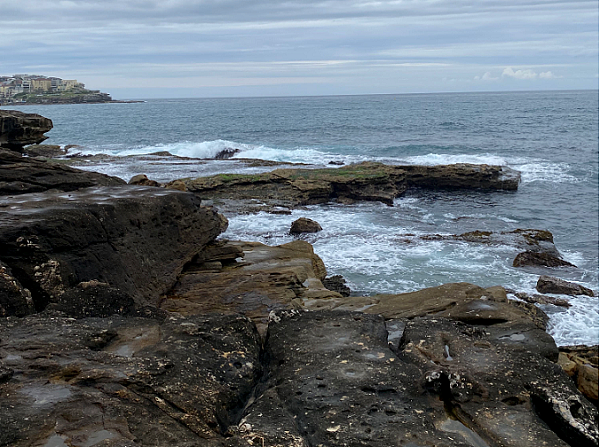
[2,0,598,98]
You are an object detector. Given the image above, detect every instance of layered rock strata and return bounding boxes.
[0,186,227,315]
[0,110,53,151]
[0,149,125,195]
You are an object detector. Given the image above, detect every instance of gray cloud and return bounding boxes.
[2,0,597,97]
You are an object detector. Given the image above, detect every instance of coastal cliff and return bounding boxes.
[0,110,597,447]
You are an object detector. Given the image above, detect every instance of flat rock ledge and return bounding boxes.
[165,162,520,209]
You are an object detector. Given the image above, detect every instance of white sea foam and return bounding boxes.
[514,162,578,184]
[400,153,508,166]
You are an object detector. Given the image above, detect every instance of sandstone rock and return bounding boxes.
[0,149,125,195]
[559,345,599,404]
[0,312,262,446]
[513,250,577,268]
[128,173,161,187]
[290,217,323,234]
[21,144,66,158]
[0,110,53,150]
[536,275,595,296]
[162,240,337,334]
[0,186,227,314]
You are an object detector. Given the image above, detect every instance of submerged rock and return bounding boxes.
[21,144,67,158]
[0,110,53,151]
[536,275,595,297]
[290,217,323,234]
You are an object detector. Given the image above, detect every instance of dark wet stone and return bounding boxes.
[513,251,577,268]
[0,110,53,150]
[290,217,323,234]
[537,275,595,297]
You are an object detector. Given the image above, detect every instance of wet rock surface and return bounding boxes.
[537,275,595,297]
[0,110,53,150]
[513,251,577,268]
[0,186,227,314]
[0,149,125,195]
[290,217,323,234]
[0,312,262,447]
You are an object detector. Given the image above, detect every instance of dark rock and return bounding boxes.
[0,312,262,446]
[403,163,520,190]
[322,275,352,297]
[514,292,572,308]
[559,345,599,404]
[0,260,34,316]
[256,310,468,446]
[290,217,323,234]
[21,144,67,158]
[128,173,161,187]
[0,110,53,151]
[214,148,240,159]
[0,186,228,314]
[513,250,577,268]
[399,316,596,447]
[0,149,125,195]
[49,280,136,318]
[328,160,344,165]
[537,275,595,296]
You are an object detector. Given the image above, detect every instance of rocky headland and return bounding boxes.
[0,110,597,447]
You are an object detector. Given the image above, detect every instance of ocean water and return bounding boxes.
[7,90,599,346]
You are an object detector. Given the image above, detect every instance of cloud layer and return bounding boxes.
[2,0,597,97]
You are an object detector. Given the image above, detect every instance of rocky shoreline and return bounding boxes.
[0,110,597,447]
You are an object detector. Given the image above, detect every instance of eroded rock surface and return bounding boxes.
[0,149,125,195]
[0,110,53,150]
[162,240,339,334]
[0,312,262,447]
[0,186,227,314]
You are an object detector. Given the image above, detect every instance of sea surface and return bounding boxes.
[7,90,599,346]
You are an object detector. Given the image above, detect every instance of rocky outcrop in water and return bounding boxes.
[0,110,53,151]
[166,162,520,209]
[537,275,595,297]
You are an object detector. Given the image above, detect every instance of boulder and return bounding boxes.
[290,217,323,234]
[536,275,595,296]
[0,110,53,151]
[0,312,262,446]
[0,149,125,195]
[513,250,577,268]
[128,173,161,187]
[214,147,240,159]
[0,186,228,315]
